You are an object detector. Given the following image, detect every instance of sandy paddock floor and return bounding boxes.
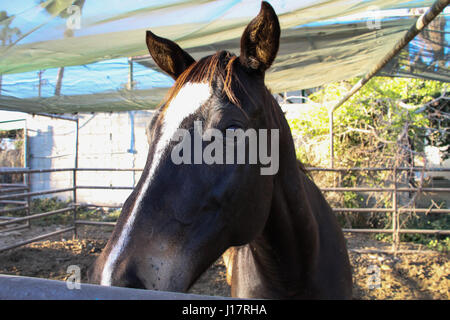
[0,225,448,299]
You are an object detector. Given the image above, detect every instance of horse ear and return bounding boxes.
[239,1,280,73]
[146,31,196,80]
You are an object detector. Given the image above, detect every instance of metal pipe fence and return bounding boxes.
[0,274,232,300]
[0,173,31,235]
[0,167,75,252]
[0,166,449,253]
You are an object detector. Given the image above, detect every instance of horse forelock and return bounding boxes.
[163,51,241,110]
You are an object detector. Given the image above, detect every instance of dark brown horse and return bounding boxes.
[89,1,352,299]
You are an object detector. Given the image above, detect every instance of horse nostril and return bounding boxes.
[122,268,146,289]
[109,262,146,289]
[125,276,146,289]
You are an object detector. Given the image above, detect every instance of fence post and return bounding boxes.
[25,171,31,229]
[392,167,399,253]
[72,117,79,239]
[23,121,31,229]
[329,110,334,168]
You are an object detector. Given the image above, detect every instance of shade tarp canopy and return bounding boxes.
[0,0,448,113]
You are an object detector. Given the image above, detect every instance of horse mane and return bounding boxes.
[265,89,311,180]
[297,159,311,179]
[163,51,241,108]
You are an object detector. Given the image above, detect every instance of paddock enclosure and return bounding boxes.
[0,0,449,299]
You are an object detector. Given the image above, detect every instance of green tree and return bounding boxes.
[288,77,447,168]
[286,77,448,244]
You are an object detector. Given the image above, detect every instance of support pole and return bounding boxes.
[37,70,43,98]
[73,117,79,238]
[329,110,334,168]
[329,0,449,167]
[23,119,31,229]
[127,57,134,90]
[392,167,399,253]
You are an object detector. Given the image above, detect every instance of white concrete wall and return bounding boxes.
[27,115,76,201]
[26,111,154,206]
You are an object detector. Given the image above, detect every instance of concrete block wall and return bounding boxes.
[27,111,155,206]
[27,115,77,202]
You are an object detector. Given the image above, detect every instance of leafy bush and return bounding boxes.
[286,77,449,250]
[288,77,446,168]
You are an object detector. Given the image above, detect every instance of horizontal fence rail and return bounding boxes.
[75,220,116,227]
[0,186,29,194]
[0,167,75,251]
[0,183,29,188]
[0,188,75,201]
[76,185,134,190]
[321,187,450,192]
[0,274,232,300]
[0,200,27,205]
[0,206,29,215]
[333,207,450,213]
[0,207,74,227]
[0,167,75,174]
[0,166,448,253]
[0,227,75,253]
[306,167,450,172]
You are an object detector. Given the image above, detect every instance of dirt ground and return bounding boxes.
[0,225,448,299]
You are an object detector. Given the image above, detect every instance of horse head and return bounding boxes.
[89,2,282,292]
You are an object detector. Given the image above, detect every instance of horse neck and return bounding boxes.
[248,101,321,297]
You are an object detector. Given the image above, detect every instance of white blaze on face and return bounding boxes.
[100,82,211,286]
